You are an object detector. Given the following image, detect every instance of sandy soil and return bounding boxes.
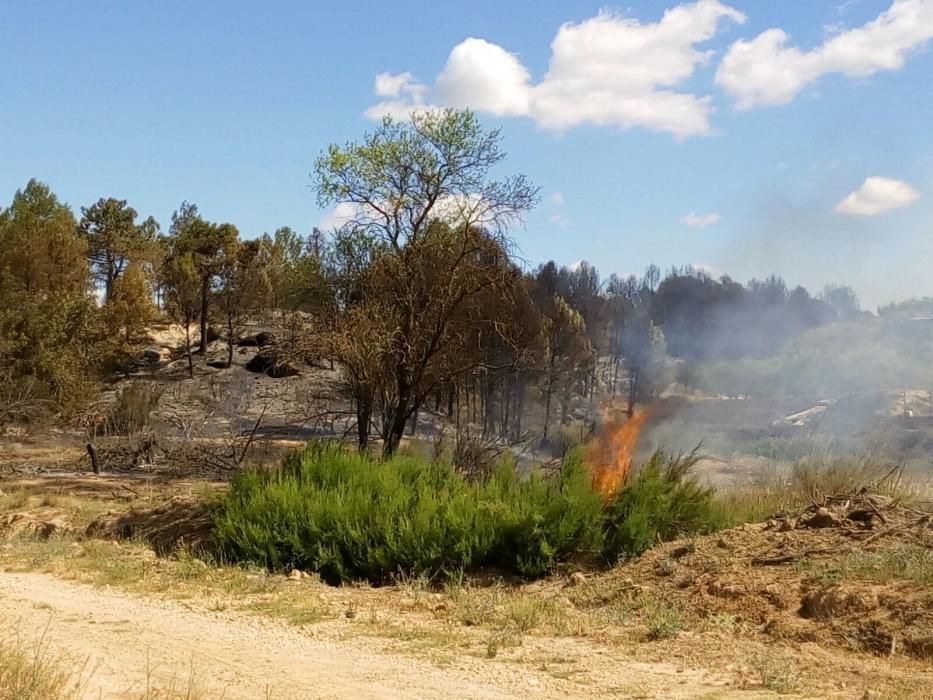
[0,571,749,700]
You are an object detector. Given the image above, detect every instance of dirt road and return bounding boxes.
[0,571,749,699]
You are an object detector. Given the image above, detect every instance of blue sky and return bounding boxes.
[2,0,931,308]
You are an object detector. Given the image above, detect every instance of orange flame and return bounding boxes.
[588,408,649,498]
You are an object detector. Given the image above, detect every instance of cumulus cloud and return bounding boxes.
[549,191,565,207]
[716,0,933,109]
[834,176,919,216]
[365,1,746,137]
[364,71,435,120]
[680,211,720,227]
[317,202,360,230]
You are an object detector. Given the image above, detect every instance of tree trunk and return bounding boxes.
[185,323,194,378]
[226,317,234,368]
[199,275,210,354]
[356,390,372,451]
[86,443,100,475]
[626,368,639,418]
[382,389,413,458]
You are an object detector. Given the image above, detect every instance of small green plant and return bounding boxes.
[752,649,801,694]
[640,599,683,640]
[706,612,739,633]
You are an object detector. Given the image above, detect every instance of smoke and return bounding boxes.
[715,166,933,311]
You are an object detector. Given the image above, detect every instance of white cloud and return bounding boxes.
[717,0,933,109]
[364,72,436,120]
[549,191,565,207]
[365,1,746,138]
[691,262,717,275]
[317,202,359,230]
[680,211,720,227]
[834,176,919,216]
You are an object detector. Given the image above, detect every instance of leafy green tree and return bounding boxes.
[0,179,87,296]
[0,180,102,408]
[166,203,239,353]
[106,261,153,343]
[79,197,158,302]
[313,110,539,455]
[162,252,201,378]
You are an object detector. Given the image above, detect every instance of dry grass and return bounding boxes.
[802,544,933,586]
[715,454,926,525]
[0,627,78,700]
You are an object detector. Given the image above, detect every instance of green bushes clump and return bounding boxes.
[212,443,721,583]
[602,449,725,561]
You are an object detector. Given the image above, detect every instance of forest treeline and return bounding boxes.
[0,110,864,454]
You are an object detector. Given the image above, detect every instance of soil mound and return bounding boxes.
[609,491,933,659]
[0,508,74,539]
[87,497,213,554]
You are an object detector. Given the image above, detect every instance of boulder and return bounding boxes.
[138,347,166,365]
[245,348,300,378]
[237,330,277,348]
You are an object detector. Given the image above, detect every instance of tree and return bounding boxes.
[620,316,666,417]
[0,179,87,297]
[79,198,157,302]
[217,239,267,367]
[0,180,102,407]
[313,110,539,456]
[821,283,861,321]
[538,294,593,440]
[162,253,201,378]
[106,262,153,343]
[167,203,239,353]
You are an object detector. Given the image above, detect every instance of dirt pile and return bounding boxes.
[608,491,933,659]
[86,497,213,554]
[0,507,75,539]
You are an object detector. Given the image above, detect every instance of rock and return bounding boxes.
[138,347,165,365]
[246,349,300,378]
[288,569,303,581]
[800,507,842,529]
[237,330,277,348]
[670,543,695,559]
[567,571,587,587]
[204,326,221,344]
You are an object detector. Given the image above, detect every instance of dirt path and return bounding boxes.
[0,572,756,699]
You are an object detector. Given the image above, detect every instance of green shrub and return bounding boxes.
[212,443,723,583]
[212,443,604,583]
[603,449,724,562]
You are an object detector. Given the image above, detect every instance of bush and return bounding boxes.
[603,449,725,562]
[213,444,605,583]
[105,382,163,435]
[212,443,723,583]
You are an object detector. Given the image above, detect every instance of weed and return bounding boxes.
[640,599,683,640]
[751,649,800,694]
[706,612,739,634]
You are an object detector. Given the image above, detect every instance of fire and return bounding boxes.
[588,408,649,498]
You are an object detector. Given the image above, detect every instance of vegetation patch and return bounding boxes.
[212,443,723,583]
